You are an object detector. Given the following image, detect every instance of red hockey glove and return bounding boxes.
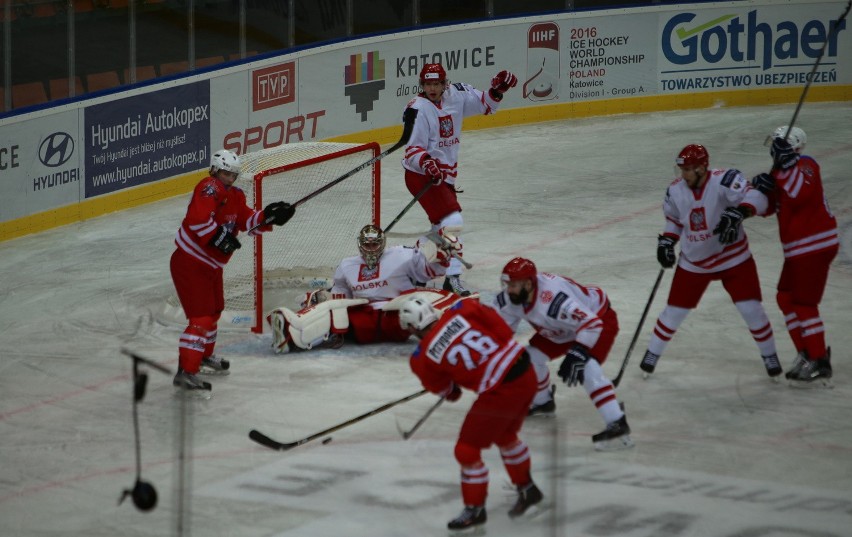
[422,158,444,185]
[491,70,518,94]
[443,382,463,402]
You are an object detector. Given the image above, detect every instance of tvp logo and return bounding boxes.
[344,51,386,121]
[252,62,296,112]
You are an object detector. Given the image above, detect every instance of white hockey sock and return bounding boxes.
[647,305,690,356]
[527,346,553,405]
[583,359,623,424]
[735,299,777,356]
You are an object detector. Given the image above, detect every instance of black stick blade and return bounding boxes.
[249,429,292,451]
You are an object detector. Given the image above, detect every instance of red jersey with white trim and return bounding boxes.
[662,168,768,274]
[330,245,447,308]
[401,82,501,185]
[766,156,838,259]
[410,299,526,395]
[492,272,609,350]
[174,175,269,269]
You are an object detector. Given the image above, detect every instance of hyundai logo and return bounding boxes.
[39,132,75,167]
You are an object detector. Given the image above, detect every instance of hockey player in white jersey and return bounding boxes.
[492,257,633,451]
[639,144,782,378]
[402,62,517,296]
[268,224,466,352]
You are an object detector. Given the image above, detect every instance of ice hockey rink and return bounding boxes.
[1,101,851,537]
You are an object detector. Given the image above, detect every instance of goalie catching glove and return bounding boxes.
[209,225,241,254]
[418,227,463,267]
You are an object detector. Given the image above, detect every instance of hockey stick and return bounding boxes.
[397,396,445,440]
[612,268,665,387]
[784,0,851,139]
[248,107,419,232]
[249,388,428,451]
[383,182,433,234]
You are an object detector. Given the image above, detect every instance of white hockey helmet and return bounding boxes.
[357,224,386,268]
[765,126,806,153]
[210,149,242,175]
[399,296,440,331]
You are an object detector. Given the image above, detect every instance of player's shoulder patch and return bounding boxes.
[495,292,506,308]
[720,168,741,187]
[546,291,569,318]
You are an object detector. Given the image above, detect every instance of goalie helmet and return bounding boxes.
[501,257,537,284]
[676,144,709,169]
[399,296,440,331]
[765,125,806,153]
[420,63,447,83]
[357,224,386,268]
[210,149,241,175]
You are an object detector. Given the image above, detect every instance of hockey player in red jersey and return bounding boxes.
[751,126,838,385]
[402,62,517,296]
[267,224,464,352]
[170,149,295,394]
[399,295,543,531]
[640,144,781,379]
[493,257,633,450]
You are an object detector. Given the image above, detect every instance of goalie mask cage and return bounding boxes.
[164,141,380,333]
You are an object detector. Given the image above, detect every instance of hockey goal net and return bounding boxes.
[163,142,380,333]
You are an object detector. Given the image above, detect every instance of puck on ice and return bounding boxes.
[322,437,332,444]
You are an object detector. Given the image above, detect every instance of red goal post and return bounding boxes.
[222,141,380,333]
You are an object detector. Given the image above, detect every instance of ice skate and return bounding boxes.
[200,355,230,376]
[592,415,634,451]
[761,353,783,380]
[527,386,555,417]
[784,350,808,380]
[788,349,833,388]
[447,505,486,532]
[443,275,472,297]
[639,350,660,378]
[508,482,544,518]
[173,369,212,399]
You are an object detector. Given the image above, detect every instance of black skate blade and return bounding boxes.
[788,378,834,389]
[446,525,485,536]
[198,367,231,377]
[593,434,635,452]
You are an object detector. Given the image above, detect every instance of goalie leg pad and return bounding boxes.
[268,298,368,352]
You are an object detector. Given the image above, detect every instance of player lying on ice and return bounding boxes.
[267,224,475,352]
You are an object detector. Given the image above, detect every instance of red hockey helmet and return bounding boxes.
[501,257,537,283]
[676,144,709,168]
[419,63,447,83]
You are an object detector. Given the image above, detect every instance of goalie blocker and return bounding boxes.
[267,288,477,352]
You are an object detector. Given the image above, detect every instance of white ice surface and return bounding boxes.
[1,102,851,537]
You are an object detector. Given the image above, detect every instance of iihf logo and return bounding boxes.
[344,51,386,121]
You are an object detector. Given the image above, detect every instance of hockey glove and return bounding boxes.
[209,225,241,254]
[443,382,463,402]
[657,235,677,269]
[713,206,750,245]
[770,138,799,170]
[751,173,775,195]
[422,158,444,185]
[558,344,591,387]
[491,70,518,94]
[264,201,295,226]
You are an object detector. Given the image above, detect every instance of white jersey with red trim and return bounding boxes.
[330,245,446,308]
[768,156,839,259]
[492,272,609,349]
[401,82,500,185]
[662,168,768,274]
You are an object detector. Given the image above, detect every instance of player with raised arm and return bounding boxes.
[493,257,633,451]
[267,224,466,352]
[639,144,781,379]
[171,149,295,394]
[402,63,517,296]
[751,127,838,385]
[399,296,543,532]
